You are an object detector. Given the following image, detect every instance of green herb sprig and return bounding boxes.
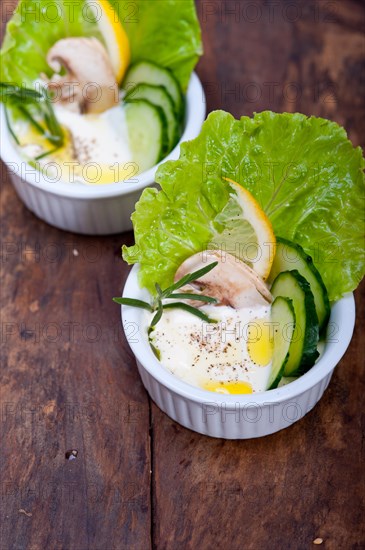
[0,82,64,159]
[113,261,219,330]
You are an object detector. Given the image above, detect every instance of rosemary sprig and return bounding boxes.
[160,261,218,297]
[35,146,62,161]
[3,106,20,145]
[113,261,219,344]
[0,82,42,102]
[168,292,217,303]
[1,82,64,152]
[162,302,216,323]
[150,300,163,327]
[112,297,153,312]
[18,105,45,134]
[43,93,64,143]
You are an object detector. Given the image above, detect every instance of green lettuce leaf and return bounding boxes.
[0,0,103,86]
[109,0,202,91]
[1,0,202,91]
[123,111,365,301]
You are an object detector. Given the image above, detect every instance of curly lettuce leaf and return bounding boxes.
[0,0,103,86]
[110,0,202,91]
[123,111,365,301]
[1,0,202,91]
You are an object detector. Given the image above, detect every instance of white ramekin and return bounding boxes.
[0,73,206,235]
[121,265,356,439]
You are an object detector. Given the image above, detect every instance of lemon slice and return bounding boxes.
[88,0,130,83]
[211,178,276,280]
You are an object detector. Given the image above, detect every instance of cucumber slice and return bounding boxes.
[268,237,330,332]
[125,83,178,150]
[123,61,184,118]
[267,297,296,390]
[124,99,168,174]
[271,270,319,376]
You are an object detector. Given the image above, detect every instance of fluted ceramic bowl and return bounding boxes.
[0,73,206,235]
[120,265,356,439]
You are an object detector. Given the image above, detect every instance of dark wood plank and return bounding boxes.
[0,1,148,547]
[1,6,152,541]
[196,0,364,147]
[152,284,365,550]
[0,170,151,549]
[152,1,365,548]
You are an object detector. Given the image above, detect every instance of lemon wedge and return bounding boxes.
[88,0,130,83]
[221,177,276,280]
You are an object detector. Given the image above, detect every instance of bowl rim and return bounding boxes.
[0,72,206,199]
[121,264,356,407]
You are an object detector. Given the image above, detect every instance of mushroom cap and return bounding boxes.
[175,250,272,308]
[46,37,119,113]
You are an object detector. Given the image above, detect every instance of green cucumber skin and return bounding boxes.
[125,98,169,161]
[125,83,179,150]
[155,105,169,159]
[268,359,288,390]
[268,296,296,390]
[296,276,319,374]
[269,237,330,332]
[271,270,319,376]
[123,60,184,120]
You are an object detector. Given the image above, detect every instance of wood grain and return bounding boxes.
[0,173,152,549]
[153,0,365,548]
[1,1,364,549]
[152,286,365,550]
[196,0,365,147]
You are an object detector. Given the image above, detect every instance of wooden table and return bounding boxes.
[1,1,364,548]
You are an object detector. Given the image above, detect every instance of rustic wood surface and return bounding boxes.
[1,1,364,549]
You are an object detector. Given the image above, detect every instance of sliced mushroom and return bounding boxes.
[175,250,272,308]
[46,37,119,114]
